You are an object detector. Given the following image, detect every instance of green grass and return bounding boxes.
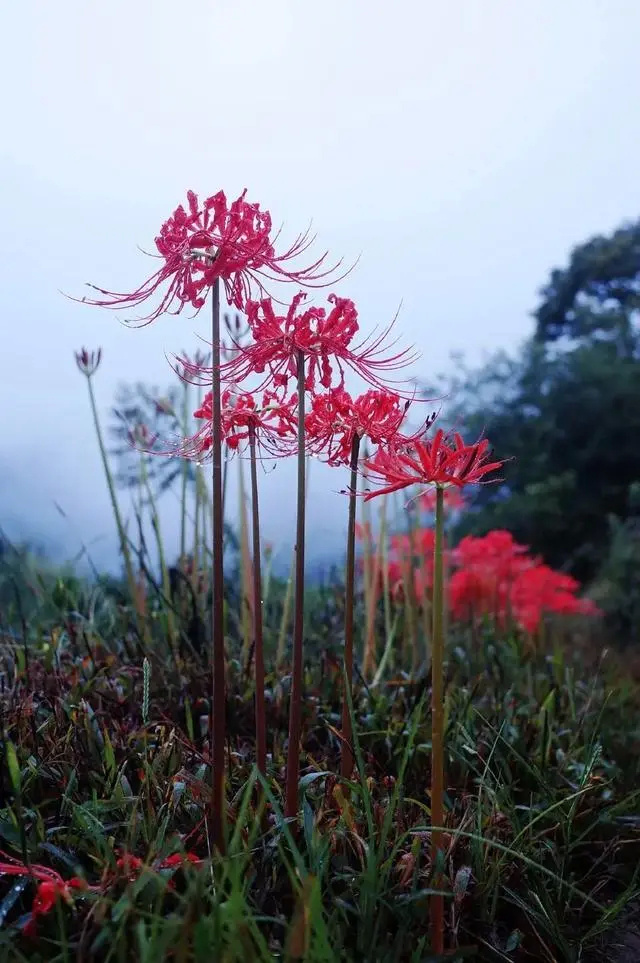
[0,547,639,961]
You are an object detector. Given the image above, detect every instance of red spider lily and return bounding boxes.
[448,531,601,632]
[510,564,602,633]
[452,530,530,570]
[79,190,343,321]
[389,527,437,562]
[157,852,203,870]
[449,531,534,625]
[188,292,417,394]
[115,852,145,880]
[363,429,504,500]
[180,388,297,459]
[305,387,432,466]
[0,854,90,937]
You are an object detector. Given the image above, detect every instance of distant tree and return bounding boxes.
[109,379,195,496]
[425,219,640,586]
[534,218,640,353]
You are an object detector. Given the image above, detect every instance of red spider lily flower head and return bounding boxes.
[157,851,203,870]
[305,387,434,467]
[0,854,80,937]
[447,531,601,632]
[74,346,102,377]
[206,292,418,394]
[179,387,297,460]
[363,429,504,501]
[510,564,602,634]
[452,530,531,572]
[116,852,144,880]
[448,531,534,624]
[389,527,438,563]
[79,189,344,322]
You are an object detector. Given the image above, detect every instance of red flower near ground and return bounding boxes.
[79,190,343,321]
[389,528,437,562]
[305,387,431,466]
[447,531,601,632]
[449,531,534,625]
[116,852,144,880]
[182,388,297,458]
[510,564,602,633]
[200,292,417,393]
[363,430,504,500]
[157,852,203,870]
[0,854,86,938]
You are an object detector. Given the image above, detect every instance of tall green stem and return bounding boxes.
[86,375,142,640]
[210,278,226,853]
[140,453,178,663]
[249,424,267,776]
[406,510,420,676]
[276,459,311,672]
[285,350,306,820]
[341,433,361,781]
[430,484,445,954]
[180,381,189,565]
[192,467,201,593]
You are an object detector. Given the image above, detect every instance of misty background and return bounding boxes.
[1,0,639,573]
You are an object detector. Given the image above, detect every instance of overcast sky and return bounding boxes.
[1,0,639,571]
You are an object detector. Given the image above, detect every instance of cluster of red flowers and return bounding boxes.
[80,185,504,488]
[449,530,600,633]
[0,855,88,938]
[0,849,203,937]
[358,525,599,633]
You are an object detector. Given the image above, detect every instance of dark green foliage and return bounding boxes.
[534,219,640,349]
[425,220,640,596]
[109,380,192,496]
[0,553,639,961]
[591,485,640,647]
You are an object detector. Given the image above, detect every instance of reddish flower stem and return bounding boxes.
[340,432,360,781]
[430,484,445,953]
[210,277,226,854]
[248,423,267,776]
[285,350,306,820]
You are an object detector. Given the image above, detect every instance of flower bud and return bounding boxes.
[74,347,102,377]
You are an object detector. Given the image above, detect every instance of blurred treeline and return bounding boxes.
[2,220,639,645]
[427,218,640,644]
